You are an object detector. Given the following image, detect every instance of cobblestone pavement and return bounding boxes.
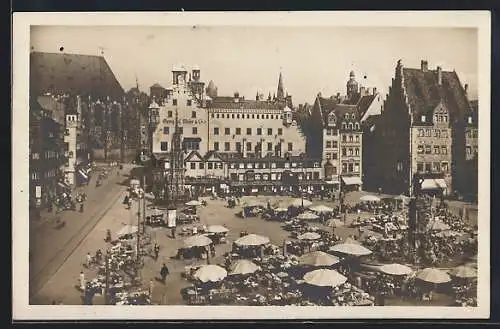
[29,164,136,303]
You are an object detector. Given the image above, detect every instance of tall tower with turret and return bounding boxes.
[164,109,186,206]
[346,70,359,100]
[277,71,285,101]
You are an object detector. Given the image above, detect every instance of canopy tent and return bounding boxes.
[77,169,88,181]
[416,268,451,284]
[435,230,462,238]
[297,232,321,241]
[229,260,261,275]
[299,251,340,267]
[185,200,203,206]
[207,225,230,234]
[116,225,138,237]
[309,204,334,213]
[420,179,447,190]
[359,195,381,202]
[290,198,313,208]
[194,265,228,283]
[329,243,372,256]
[379,263,414,276]
[184,235,213,248]
[303,269,347,287]
[342,176,363,185]
[296,212,320,221]
[448,265,477,279]
[234,234,270,246]
[242,200,266,208]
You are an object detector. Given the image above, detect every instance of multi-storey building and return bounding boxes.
[377,60,473,197]
[206,73,305,159]
[29,97,66,208]
[151,64,210,157]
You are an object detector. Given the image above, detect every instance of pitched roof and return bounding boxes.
[184,150,204,162]
[316,96,358,125]
[357,94,377,118]
[402,68,470,123]
[150,83,164,89]
[204,150,224,161]
[36,95,67,124]
[208,98,282,110]
[30,51,124,99]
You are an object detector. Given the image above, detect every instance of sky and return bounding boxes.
[31,26,478,105]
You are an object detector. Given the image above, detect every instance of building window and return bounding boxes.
[214,127,219,135]
[348,148,353,156]
[288,143,293,152]
[238,163,244,169]
[178,127,183,134]
[247,128,252,135]
[262,163,267,169]
[342,163,347,173]
[247,163,253,169]
[208,163,213,170]
[267,128,273,136]
[441,146,447,154]
[326,141,332,148]
[349,123,353,130]
[342,135,347,142]
[225,128,230,135]
[172,99,177,106]
[354,163,360,173]
[189,127,196,135]
[168,111,173,118]
[355,135,359,142]
[349,135,353,142]
[255,162,261,169]
[230,163,236,169]
[442,162,449,172]
[417,129,423,137]
[236,128,241,135]
[190,162,196,170]
[232,114,235,119]
[312,172,319,180]
[355,148,360,156]
[326,129,332,136]
[163,126,170,134]
[191,110,196,118]
[425,129,431,137]
[443,115,448,122]
[425,163,432,172]
[342,148,347,156]
[199,163,205,169]
[326,153,331,160]
[421,115,426,123]
[267,142,273,151]
[417,145,424,154]
[417,162,424,172]
[237,114,240,119]
[355,123,360,130]
[472,129,478,138]
[236,142,242,153]
[257,128,262,135]
[246,142,252,151]
[342,123,347,130]
[425,145,431,154]
[160,142,168,151]
[332,152,338,160]
[214,142,219,151]
[271,163,277,169]
[433,162,441,172]
[278,128,283,135]
[211,113,214,118]
[224,142,230,151]
[284,162,290,169]
[466,146,472,156]
[332,141,338,148]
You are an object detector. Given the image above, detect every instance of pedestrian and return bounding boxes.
[79,271,86,291]
[160,263,169,283]
[171,226,177,239]
[85,252,92,268]
[210,243,216,257]
[154,243,160,261]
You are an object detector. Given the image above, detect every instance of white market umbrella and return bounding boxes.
[427,220,450,231]
[448,265,477,279]
[291,198,313,208]
[329,243,372,256]
[194,265,228,283]
[379,263,414,276]
[184,235,213,248]
[297,232,321,241]
[360,195,381,202]
[303,269,347,287]
[207,225,230,234]
[416,268,452,284]
[234,234,270,246]
[185,200,203,206]
[309,204,334,213]
[116,225,138,237]
[243,200,266,208]
[229,260,261,275]
[326,218,344,228]
[297,212,319,221]
[299,251,340,267]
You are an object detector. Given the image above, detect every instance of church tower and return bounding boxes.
[277,71,285,101]
[346,70,359,100]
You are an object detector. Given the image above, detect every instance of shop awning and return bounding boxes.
[342,176,363,185]
[435,179,447,189]
[421,179,439,190]
[75,157,85,166]
[183,137,202,143]
[325,180,340,185]
[58,181,71,190]
[78,169,88,180]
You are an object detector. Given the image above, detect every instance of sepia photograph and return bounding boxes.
[12,11,490,320]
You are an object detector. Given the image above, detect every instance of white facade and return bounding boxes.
[64,113,79,186]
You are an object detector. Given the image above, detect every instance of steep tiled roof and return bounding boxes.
[204,150,224,162]
[208,98,282,110]
[30,52,124,99]
[150,83,164,89]
[402,68,470,123]
[357,94,376,118]
[36,95,67,124]
[317,96,358,126]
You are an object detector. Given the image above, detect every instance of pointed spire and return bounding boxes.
[277,71,285,100]
[135,74,139,90]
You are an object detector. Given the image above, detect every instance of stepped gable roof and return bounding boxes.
[357,94,377,118]
[30,51,124,99]
[402,68,470,123]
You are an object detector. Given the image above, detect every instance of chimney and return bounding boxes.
[464,84,469,96]
[76,95,82,117]
[421,60,428,72]
[360,86,366,96]
[437,66,442,85]
[234,92,240,103]
[372,87,377,95]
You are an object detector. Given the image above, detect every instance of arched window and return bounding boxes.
[271,115,274,119]
[355,123,360,130]
[351,113,356,120]
[247,114,250,119]
[257,114,260,119]
[237,114,240,119]
[345,113,349,119]
[349,123,353,130]
[342,122,347,130]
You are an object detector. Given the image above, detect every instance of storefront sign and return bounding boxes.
[162,119,207,125]
[35,186,42,198]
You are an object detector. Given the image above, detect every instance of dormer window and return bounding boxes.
[328,113,336,126]
[468,116,473,124]
[421,115,426,123]
[342,122,347,130]
[348,123,353,130]
[351,113,356,119]
[344,113,349,119]
[354,123,360,130]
